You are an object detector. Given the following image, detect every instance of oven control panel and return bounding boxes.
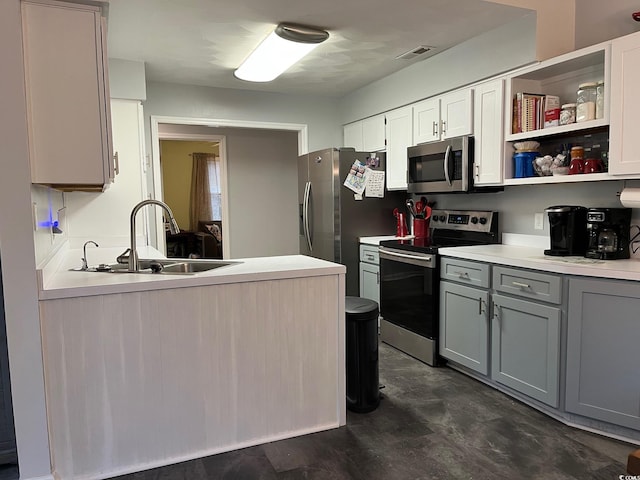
[430,209,497,233]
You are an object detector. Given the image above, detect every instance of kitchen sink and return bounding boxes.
[79,258,240,275]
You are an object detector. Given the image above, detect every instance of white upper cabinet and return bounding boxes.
[609,31,640,176]
[343,115,385,152]
[22,0,114,191]
[343,121,363,151]
[413,89,473,144]
[473,78,504,186]
[441,89,473,139]
[385,106,413,190]
[362,115,386,152]
[413,97,440,144]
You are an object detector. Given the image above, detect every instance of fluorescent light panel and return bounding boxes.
[234,24,329,82]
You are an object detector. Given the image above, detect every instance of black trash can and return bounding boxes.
[345,296,380,413]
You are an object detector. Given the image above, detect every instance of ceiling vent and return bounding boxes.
[395,45,435,60]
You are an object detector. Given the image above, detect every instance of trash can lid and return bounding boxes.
[345,296,379,320]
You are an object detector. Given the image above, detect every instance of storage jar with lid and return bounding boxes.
[576,82,597,122]
[596,81,605,119]
[560,103,576,125]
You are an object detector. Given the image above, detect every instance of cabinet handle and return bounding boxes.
[512,281,530,289]
[432,121,438,137]
[493,303,500,322]
[441,120,447,135]
[475,163,479,181]
[453,271,470,279]
[478,297,485,315]
[376,271,380,285]
[113,151,120,176]
[366,254,375,261]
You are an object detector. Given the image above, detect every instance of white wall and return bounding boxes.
[109,58,147,101]
[65,99,147,249]
[339,14,538,124]
[144,82,342,153]
[157,124,300,258]
[575,0,640,49]
[0,1,53,478]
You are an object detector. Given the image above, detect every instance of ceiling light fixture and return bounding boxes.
[234,23,329,82]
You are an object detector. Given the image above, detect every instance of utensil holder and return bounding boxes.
[413,218,429,239]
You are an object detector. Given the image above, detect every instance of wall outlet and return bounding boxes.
[534,212,544,230]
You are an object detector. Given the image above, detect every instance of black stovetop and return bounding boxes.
[380,209,500,254]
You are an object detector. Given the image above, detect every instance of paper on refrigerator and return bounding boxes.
[343,160,386,197]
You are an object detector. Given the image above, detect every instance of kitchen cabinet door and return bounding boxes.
[609,31,640,176]
[566,277,640,430]
[385,106,412,190]
[439,281,489,375]
[362,115,386,152]
[359,262,379,306]
[441,89,473,139]
[343,122,363,150]
[413,97,440,144]
[22,0,114,190]
[473,79,504,185]
[491,294,560,407]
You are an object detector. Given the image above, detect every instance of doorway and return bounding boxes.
[158,135,225,259]
[150,116,308,258]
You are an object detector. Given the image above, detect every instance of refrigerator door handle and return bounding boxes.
[303,181,312,251]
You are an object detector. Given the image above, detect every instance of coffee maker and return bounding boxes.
[585,208,632,259]
[544,206,588,256]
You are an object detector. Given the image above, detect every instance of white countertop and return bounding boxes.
[359,235,409,245]
[39,246,345,300]
[439,244,640,281]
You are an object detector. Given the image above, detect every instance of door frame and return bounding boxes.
[150,116,309,256]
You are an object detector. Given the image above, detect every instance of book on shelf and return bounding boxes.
[512,92,546,134]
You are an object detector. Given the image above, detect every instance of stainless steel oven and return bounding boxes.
[378,247,439,365]
[379,210,500,367]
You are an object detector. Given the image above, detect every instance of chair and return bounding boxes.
[196,221,223,259]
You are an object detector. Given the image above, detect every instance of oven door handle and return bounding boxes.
[379,248,434,267]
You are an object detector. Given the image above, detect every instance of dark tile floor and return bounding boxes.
[110,343,634,479]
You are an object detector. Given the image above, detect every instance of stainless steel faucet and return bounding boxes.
[127,200,180,272]
[81,240,99,271]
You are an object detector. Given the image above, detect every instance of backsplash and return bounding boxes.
[424,179,640,259]
[31,185,66,267]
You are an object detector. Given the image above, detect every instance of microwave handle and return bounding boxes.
[444,144,452,186]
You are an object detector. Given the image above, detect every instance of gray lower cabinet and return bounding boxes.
[440,281,490,374]
[359,244,379,306]
[491,293,561,408]
[566,277,640,430]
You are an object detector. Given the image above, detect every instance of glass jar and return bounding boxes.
[576,82,597,122]
[559,103,576,125]
[596,81,605,119]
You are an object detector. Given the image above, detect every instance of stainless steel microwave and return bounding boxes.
[407,136,472,194]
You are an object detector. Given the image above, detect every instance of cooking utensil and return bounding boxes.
[415,201,423,217]
[393,207,399,218]
[406,199,416,217]
[423,205,433,221]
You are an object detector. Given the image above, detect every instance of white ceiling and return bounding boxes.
[106,0,533,97]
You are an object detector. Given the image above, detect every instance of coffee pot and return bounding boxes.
[585,208,632,260]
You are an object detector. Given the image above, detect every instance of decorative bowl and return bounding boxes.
[514,140,541,152]
[552,166,570,176]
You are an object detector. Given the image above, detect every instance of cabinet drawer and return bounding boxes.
[492,266,561,304]
[440,258,490,288]
[360,244,379,264]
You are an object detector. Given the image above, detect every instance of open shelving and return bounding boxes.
[503,42,611,183]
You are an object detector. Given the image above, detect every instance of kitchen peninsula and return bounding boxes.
[38,249,346,479]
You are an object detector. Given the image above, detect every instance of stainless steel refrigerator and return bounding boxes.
[298,148,405,296]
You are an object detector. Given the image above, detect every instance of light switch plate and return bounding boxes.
[534,212,544,230]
